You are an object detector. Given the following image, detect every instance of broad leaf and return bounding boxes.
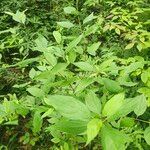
[54,118,87,135]
[108,95,147,121]
[32,111,43,133]
[144,127,150,145]
[5,10,26,24]
[75,78,94,93]
[53,31,61,44]
[102,78,123,93]
[27,87,45,98]
[86,119,102,145]
[57,21,74,28]
[44,95,91,121]
[83,13,97,24]
[85,91,101,114]
[102,93,124,119]
[87,42,101,56]
[101,125,130,150]
[66,34,83,52]
[34,35,48,52]
[63,6,77,14]
[125,42,135,49]
[134,94,147,116]
[74,62,95,71]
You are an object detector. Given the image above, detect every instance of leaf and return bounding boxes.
[44,52,57,66]
[125,42,135,49]
[101,125,130,150]
[57,21,74,28]
[85,91,101,115]
[27,87,45,98]
[74,62,95,71]
[44,95,91,121]
[87,42,101,56]
[53,31,61,44]
[86,119,102,145]
[137,43,142,51]
[54,118,87,135]
[29,68,37,79]
[34,35,48,51]
[102,93,125,119]
[5,10,26,24]
[108,95,147,121]
[51,63,68,74]
[35,63,68,79]
[102,78,123,93]
[120,117,135,128]
[134,95,147,116]
[83,13,97,24]
[66,34,83,52]
[13,58,39,68]
[75,78,94,93]
[42,108,54,119]
[144,127,150,145]
[125,62,145,74]
[4,120,18,125]
[68,50,76,63]
[63,6,77,14]
[85,24,99,36]
[32,111,43,133]
[141,71,148,83]
[115,28,120,35]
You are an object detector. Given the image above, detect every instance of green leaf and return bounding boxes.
[54,118,87,135]
[108,95,147,121]
[53,31,61,44]
[102,78,123,93]
[35,63,68,79]
[86,119,103,145]
[41,108,54,119]
[120,117,135,128]
[5,10,26,24]
[115,28,120,35]
[83,13,97,24]
[134,95,147,116]
[44,95,91,121]
[63,6,77,14]
[102,93,125,119]
[34,34,48,52]
[68,50,76,63]
[144,127,150,145]
[125,42,135,49]
[57,21,74,28]
[85,24,99,36]
[13,58,39,68]
[51,63,68,74]
[125,62,145,74]
[87,42,101,56]
[27,87,45,98]
[74,62,95,71]
[75,78,94,93]
[101,125,129,150]
[137,43,142,51]
[4,120,18,125]
[66,34,83,52]
[29,68,37,79]
[32,111,43,133]
[141,71,148,83]
[85,91,101,115]
[44,52,57,66]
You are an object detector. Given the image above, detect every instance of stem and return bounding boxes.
[134,118,150,124]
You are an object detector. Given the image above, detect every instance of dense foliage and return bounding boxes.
[0,0,150,149]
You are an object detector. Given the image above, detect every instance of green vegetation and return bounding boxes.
[0,0,150,149]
